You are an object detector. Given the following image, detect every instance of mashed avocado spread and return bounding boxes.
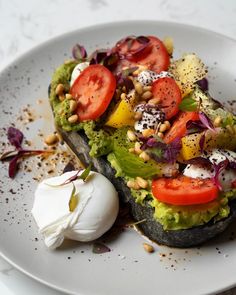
[50,62,236,231]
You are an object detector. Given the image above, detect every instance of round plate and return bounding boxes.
[0,21,236,295]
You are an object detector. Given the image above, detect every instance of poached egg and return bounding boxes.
[31,170,119,249]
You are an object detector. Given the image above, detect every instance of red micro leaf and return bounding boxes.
[92,242,111,254]
[212,159,229,190]
[199,112,216,133]
[199,132,206,153]
[72,44,87,60]
[7,127,23,150]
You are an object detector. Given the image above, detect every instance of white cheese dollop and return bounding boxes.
[134,103,165,133]
[137,70,173,86]
[183,149,236,190]
[70,62,90,87]
[31,170,119,249]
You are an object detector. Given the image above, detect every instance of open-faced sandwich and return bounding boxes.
[48,35,236,247]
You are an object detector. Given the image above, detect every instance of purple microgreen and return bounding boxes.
[186,120,206,134]
[9,155,20,179]
[72,44,87,60]
[116,68,137,92]
[7,149,52,179]
[63,162,76,173]
[0,150,19,161]
[125,43,150,61]
[144,137,182,164]
[7,127,23,150]
[199,112,216,132]
[184,156,212,166]
[46,164,91,187]
[1,127,54,179]
[163,138,182,164]
[103,52,119,68]
[199,132,206,153]
[63,170,81,185]
[212,159,229,190]
[89,50,119,71]
[229,161,236,170]
[122,78,134,92]
[136,36,150,44]
[179,96,198,112]
[92,242,111,254]
[89,50,107,65]
[196,78,208,92]
[126,37,135,50]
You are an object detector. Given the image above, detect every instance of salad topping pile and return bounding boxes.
[49,35,236,231]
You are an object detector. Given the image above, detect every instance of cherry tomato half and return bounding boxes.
[114,36,170,73]
[152,77,182,120]
[70,64,116,121]
[152,175,219,206]
[164,111,199,144]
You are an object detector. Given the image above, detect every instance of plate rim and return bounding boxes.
[1,19,236,295]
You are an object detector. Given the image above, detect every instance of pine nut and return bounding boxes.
[164,121,171,130]
[65,93,74,100]
[68,114,79,123]
[157,132,164,139]
[134,112,142,120]
[214,116,222,127]
[69,100,78,112]
[127,180,140,190]
[121,93,127,100]
[127,130,137,141]
[142,91,153,100]
[142,128,155,137]
[44,134,58,145]
[134,142,142,154]
[159,124,167,133]
[143,243,154,253]
[55,84,64,96]
[59,95,65,102]
[143,86,152,91]
[148,98,160,105]
[136,177,148,189]
[139,151,150,161]
[134,82,143,95]
[129,148,135,153]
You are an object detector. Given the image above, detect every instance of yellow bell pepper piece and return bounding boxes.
[181,128,236,160]
[105,99,135,128]
[181,133,202,160]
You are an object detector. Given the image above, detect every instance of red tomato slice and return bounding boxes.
[232,179,236,188]
[164,111,199,144]
[114,36,170,73]
[152,175,219,206]
[152,77,182,120]
[70,64,116,121]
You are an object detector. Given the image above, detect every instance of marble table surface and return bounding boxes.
[0,0,236,294]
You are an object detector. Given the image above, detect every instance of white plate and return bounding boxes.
[0,21,236,295]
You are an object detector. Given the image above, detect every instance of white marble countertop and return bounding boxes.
[0,0,236,294]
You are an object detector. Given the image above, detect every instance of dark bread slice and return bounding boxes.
[57,127,236,248]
